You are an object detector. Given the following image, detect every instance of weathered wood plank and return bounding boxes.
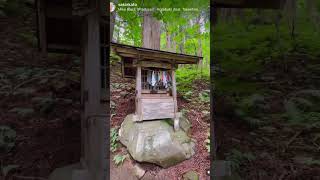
[141,98,175,120]
[141,90,168,95]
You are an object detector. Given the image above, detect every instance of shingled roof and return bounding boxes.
[111,42,202,64]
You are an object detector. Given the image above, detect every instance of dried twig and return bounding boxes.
[0,71,66,105]
[11,73,64,93]
[282,130,303,153]
[278,171,287,180]
[311,141,320,150]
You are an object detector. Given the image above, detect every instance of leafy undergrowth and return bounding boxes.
[214,39,320,180]
[213,8,320,178]
[176,65,210,94]
[0,6,82,179]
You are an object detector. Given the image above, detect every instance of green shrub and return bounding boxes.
[176,65,209,94]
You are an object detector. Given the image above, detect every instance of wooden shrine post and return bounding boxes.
[36,0,108,179]
[135,61,142,121]
[171,65,179,131]
[81,6,107,180]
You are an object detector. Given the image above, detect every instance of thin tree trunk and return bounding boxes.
[306,0,320,31]
[179,25,185,54]
[166,27,172,52]
[284,0,297,41]
[197,14,203,66]
[291,0,296,42]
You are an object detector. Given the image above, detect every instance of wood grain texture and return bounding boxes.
[135,63,142,120]
[141,98,175,120]
[171,69,178,118]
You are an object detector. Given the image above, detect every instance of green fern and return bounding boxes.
[9,107,34,117]
[243,117,265,128]
[199,90,210,103]
[234,94,267,128]
[0,126,16,153]
[290,97,313,109]
[110,128,119,153]
[183,90,193,101]
[226,149,256,171]
[293,90,320,99]
[284,89,320,124]
[113,154,127,166]
[284,99,304,123]
[240,94,265,109]
[1,164,19,177]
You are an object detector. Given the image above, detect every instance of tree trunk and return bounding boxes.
[142,11,161,50]
[172,32,177,53]
[290,0,297,41]
[179,25,185,54]
[110,11,116,42]
[284,0,297,41]
[197,14,203,66]
[166,28,172,51]
[306,0,320,31]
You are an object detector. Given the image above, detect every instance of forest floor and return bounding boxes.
[110,61,210,180]
[0,14,81,179]
[215,54,320,179]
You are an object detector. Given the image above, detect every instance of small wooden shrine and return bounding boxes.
[111,42,202,130]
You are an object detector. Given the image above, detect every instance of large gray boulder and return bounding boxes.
[119,114,196,168]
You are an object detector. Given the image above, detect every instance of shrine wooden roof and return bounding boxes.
[111,43,201,64]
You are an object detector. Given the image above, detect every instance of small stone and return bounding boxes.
[133,164,145,179]
[182,170,199,180]
[110,101,116,109]
[202,110,210,120]
[120,91,128,97]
